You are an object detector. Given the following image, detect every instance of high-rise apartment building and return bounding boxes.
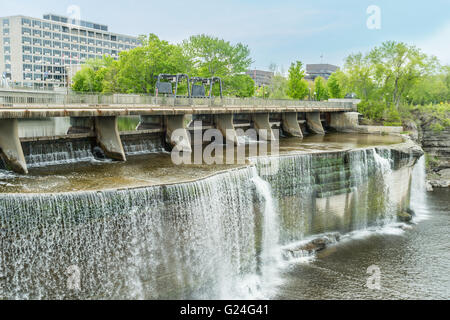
[0,14,140,89]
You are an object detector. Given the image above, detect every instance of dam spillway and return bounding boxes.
[0,133,423,299]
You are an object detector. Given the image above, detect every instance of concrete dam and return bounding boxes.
[0,91,425,299]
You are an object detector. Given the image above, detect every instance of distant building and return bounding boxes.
[305,64,339,81]
[245,69,274,87]
[0,14,139,89]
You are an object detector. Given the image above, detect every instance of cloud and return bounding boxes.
[418,22,450,65]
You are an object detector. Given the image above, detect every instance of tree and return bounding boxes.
[223,74,255,97]
[287,61,309,100]
[314,76,329,101]
[116,34,191,94]
[327,71,344,98]
[182,34,252,78]
[71,58,107,92]
[368,41,431,108]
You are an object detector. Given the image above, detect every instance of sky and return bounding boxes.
[2,0,450,72]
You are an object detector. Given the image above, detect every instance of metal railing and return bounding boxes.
[0,89,355,110]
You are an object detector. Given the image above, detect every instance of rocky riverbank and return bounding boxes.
[404,110,450,189]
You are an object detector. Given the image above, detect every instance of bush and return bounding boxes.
[358,100,386,120]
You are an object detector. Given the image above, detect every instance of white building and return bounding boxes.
[0,14,139,89]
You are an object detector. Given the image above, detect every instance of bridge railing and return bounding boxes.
[0,90,354,110]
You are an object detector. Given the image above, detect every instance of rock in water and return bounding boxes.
[398,211,413,223]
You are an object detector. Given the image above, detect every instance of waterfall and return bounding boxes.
[24,140,95,168]
[250,170,283,297]
[122,136,164,156]
[0,147,418,300]
[410,156,429,222]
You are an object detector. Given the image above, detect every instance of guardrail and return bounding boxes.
[0,90,355,110]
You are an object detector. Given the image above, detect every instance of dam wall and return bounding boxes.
[0,139,422,300]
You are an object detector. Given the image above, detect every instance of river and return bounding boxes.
[0,125,448,300]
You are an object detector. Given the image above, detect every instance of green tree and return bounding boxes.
[223,74,255,97]
[327,71,344,98]
[182,34,252,77]
[71,58,106,92]
[314,76,329,101]
[368,41,431,108]
[116,34,191,94]
[287,61,309,100]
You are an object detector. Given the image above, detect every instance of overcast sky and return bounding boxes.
[2,0,450,71]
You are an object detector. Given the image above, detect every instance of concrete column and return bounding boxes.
[214,114,238,145]
[95,116,126,161]
[67,117,94,134]
[282,112,303,138]
[0,119,28,174]
[306,112,325,135]
[329,112,360,132]
[137,115,163,130]
[165,115,191,152]
[252,113,277,141]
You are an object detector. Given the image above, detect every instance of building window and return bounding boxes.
[53,41,62,49]
[4,55,11,63]
[33,20,42,28]
[3,28,9,36]
[43,31,52,39]
[53,58,61,65]
[71,36,79,43]
[23,64,33,72]
[43,22,51,30]
[33,47,42,55]
[22,37,32,45]
[33,56,42,63]
[43,48,52,56]
[5,64,11,72]
[22,46,32,54]
[33,38,42,46]
[22,18,31,26]
[53,33,61,40]
[96,48,103,54]
[88,54,95,60]
[43,40,52,47]
[71,44,79,51]
[62,34,70,42]
[80,45,87,52]
[88,46,95,53]
[62,26,69,33]
[22,27,32,36]
[33,29,42,37]
[23,73,33,80]
[53,24,61,32]
[3,19,10,27]
[44,57,52,64]
[80,37,87,44]
[88,38,95,45]
[34,65,42,72]
[3,37,10,45]
[34,74,43,81]
[4,46,10,54]
[22,55,32,63]
[63,51,71,58]
[96,40,102,46]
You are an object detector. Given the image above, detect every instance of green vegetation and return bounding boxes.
[326,41,449,125]
[286,61,309,100]
[72,34,255,97]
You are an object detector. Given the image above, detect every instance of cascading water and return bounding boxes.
[410,156,430,222]
[23,140,95,168]
[0,145,419,300]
